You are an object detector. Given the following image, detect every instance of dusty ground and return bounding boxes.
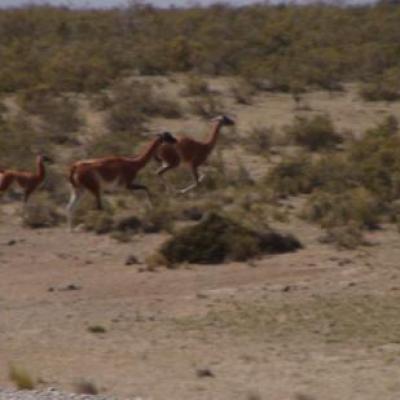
[1,213,400,400]
[1,81,400,400]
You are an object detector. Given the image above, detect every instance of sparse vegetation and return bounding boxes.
[284,114,342,151]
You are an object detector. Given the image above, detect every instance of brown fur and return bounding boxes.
[67,132,177,229]
[0,155,49,203]
[155,115,235,193]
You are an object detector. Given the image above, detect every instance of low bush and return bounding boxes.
[82,210,114,234]
[189,95,225,119]
[359,68,400,102]
[106,80,181,132]
[302,188,381,230]
[284,114,342,151]
[181,75,210,96]
[0,113,51,170]
[243,126,274,156]
[22,201,64,229]
[230,80,256,105]
[319,224,366,250]
[160,212,301,264]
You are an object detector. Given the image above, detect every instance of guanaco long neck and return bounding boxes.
[204,121,223,150]
[36,157,46,180]
[135,137,162,168]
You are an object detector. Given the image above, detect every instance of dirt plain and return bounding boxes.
[1,79,400,400]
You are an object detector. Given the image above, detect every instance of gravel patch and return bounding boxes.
[0,388,130,400]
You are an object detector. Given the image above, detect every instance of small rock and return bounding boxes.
[125,255,141,266]
[282,285,291,292]
[6,240,16,246]
[48,287,55,292]
[196,368,215,378]
[59,284,81,291]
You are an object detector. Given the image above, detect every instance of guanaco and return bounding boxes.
[66,131,177,230]
[155,115,235,194]
[0,155,52,203]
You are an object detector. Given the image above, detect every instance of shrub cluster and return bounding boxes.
[0,4,400,93]
[267,116,400,233]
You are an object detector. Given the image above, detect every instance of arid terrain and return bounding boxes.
[1,79,400,400]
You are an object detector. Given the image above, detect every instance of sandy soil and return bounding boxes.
[1,212,400,400]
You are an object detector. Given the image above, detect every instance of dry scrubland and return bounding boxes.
[1,73,400,400]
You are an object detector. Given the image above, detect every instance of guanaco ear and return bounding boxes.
[222,115,235,125]
[41,155,54,163]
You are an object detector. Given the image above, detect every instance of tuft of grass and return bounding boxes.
[87,325,107,334]
[82,210,114,235]
[9,364,35,390]
[22,195,64,229]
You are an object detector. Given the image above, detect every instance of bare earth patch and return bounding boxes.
[1,215,400,400]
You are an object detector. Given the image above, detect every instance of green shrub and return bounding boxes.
[302,188,381,230]
[189,95,225,119]
[182,75,210,96]
[82,210,114,234]
[266,155,314,197]
[359,68,400,102]
[0,114,51,169]
[160,212,301,264]
[18,91,82,144]
[243,126,274,156]
[319,224,366,250]
[284,115,342,151]
[106,80,181,132]
[230,80,256,105]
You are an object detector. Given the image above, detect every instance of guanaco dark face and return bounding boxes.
[213,115,235,126]
[159,131,178,144]
[38,155,54,164]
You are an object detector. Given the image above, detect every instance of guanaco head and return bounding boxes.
[212,115,235,126]
[158,131,177,144]
[37,154,53,164]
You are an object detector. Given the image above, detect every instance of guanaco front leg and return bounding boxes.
[127,181,153,208]
[179,167,205,194]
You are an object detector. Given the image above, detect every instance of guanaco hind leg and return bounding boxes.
[66,187,84,231]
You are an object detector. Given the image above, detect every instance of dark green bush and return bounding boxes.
[359,68,400,102]
[160,212,301,264]
[285,115,342,151]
